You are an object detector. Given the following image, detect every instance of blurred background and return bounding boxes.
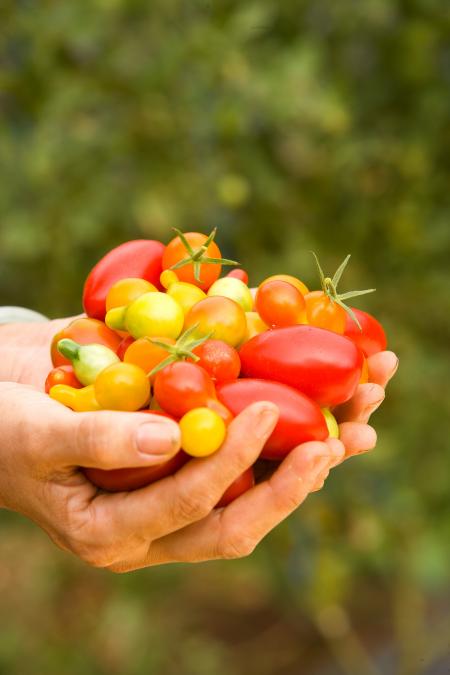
[1,1,449,673]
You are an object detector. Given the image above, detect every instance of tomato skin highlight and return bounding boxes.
[256,280,306,328]
[192,340,241,384]
[45,366,82,393]
[83,240,165,320]
[216,467,255,508]
[344,308,387,357]
[217,379,328,459]
[51,318,122,367]
[153,361,217,419]
[239,325,363,407]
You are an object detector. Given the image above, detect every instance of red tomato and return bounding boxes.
[344,308,387,357]
[83,411,189,492]
[162,232,222,291]
[51,318,122,367]
[117,336,135,361]
[227,269,249,285]
[45,366,82,393]
[83,240,165,321]
[216,467,255,508]
[217,379,328,459]
[239,325,363,407]
[192,340,241,384]
[255,280,306,328]
[153,361,217,418]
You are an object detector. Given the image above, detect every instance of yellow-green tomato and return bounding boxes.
[94,362,151,411]
[184,296,247,348]
[57,339,120,386]
[244,311,269,342]
[179,407,227,457]
[106,292,184,340]
[207,277,254,312]
[167,282,206,315]
[322,408,340,438]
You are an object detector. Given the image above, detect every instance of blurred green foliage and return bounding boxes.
[0,0,449,673]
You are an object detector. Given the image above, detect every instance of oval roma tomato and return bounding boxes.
[83,240,165,321]
[153,361,217,419]
[51,318,122,367]
[45,366,81,393]
[192,340,241,384]
[184,296,247,348]
[256,280,306,328]
[239,325,363,407]
[216,467,255,508]
[344,308,387,357]
[217,379,328,459]
[162,232,223,291]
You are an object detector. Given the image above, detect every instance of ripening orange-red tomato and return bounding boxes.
[51,318,122,367]
[256,280,306,328]
[305,291,347,334]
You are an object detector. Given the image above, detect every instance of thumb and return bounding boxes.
[53,409,182,470]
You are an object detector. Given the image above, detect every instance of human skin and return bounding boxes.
[0,317,398,572]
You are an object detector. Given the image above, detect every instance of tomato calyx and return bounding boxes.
[311,252,376,330]
[148,323,213,377]
[169,228,239,283]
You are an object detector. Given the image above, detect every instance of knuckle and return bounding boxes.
[173,488,213,523]
[219,532,257,560]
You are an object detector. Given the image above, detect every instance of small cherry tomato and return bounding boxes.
[256,280,306,328]
[260,274,309,296]
[179,407,226,457]
[344,308,387,357]
[45,365,81,393]
[117,335,135,360]
[192,339,241,384]
[106,292,184,340]
[162,229,237,291]
[51,318,122,367]
[207,277,253,312]
[184,296,247,348]
[153,361,217,418]
[160,270,207,315]
[227,269,249,285]
[124,337,175,376]
[305,291,347,334]
[216,467,254,508]
[94,363,151,411]
[106,277,157,312]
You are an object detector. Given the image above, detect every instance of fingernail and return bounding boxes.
[255,406,278,440]
[136,422,180,456]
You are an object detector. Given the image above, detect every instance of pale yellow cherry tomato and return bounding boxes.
[244,311,269,342]
[322,408,340,439]
[160,270,206,315]
[260,274,309,297]
[105,292,184,340]
[94,362,151,411]
[179,407,227,457]
[106,278,157,312]
[49,384,101,412]
[207,277,254,312]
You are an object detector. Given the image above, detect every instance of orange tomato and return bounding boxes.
[94,363,151,411]
[162,232,223,291]
[305,292,346,334]
[256,280,306,328]
[261,274,309,296]
[105,278,157,312]
[360,356,369,384]
[51,318,122,367]
[124,337,175,376]
[184,296,247,348]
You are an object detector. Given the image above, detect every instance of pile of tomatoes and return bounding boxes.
[46,228,387,504]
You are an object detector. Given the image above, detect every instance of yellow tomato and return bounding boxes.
[94,363,151,411]
[160,270,207,315]
[322,408,340,439]
[106,278,157,312]
[260,274,309,297]
[207,277,254,312]
[179,408,227,457]
[106,292,184,340]
[244,311,269,342]
[49,384,101,412]
[184,296,247,348]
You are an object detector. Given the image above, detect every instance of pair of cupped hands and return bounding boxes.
[0,316,398,572]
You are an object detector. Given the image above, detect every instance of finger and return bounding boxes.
[50,408,182,470]
[334,383,385,424]
[367,351,399,388]
[338,422,377,458]
[142,441,338,566]
[94,402,279,542]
